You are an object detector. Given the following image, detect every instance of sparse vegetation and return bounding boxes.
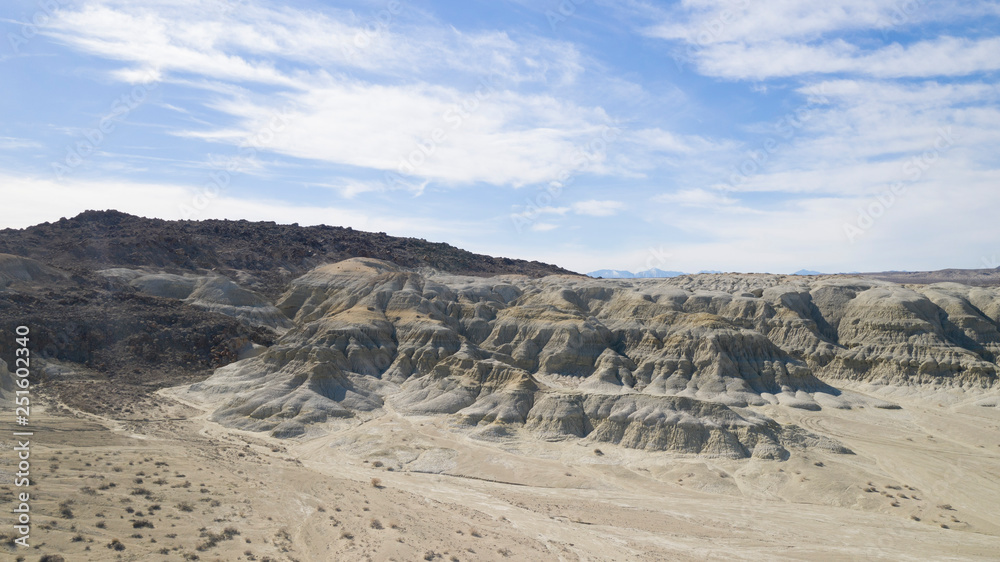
[196,526,241,551]
[371,478,383,489]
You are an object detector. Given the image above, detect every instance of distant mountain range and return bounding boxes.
[590,268,820,278]
[587,268,729,278]
[587,268,685,279]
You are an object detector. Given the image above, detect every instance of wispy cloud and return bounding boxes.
[654,188,738,208]
[39,0,628,187]
[571,200,626,216]
[0,136,42,149]
[695,36,1000,80]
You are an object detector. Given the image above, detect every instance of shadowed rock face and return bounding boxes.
[0,253,66,287]
[185,259,1000,456]
[98,269,294,331]
[0,358,15,405]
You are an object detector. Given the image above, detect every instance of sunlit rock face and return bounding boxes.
[186,259,1000,454]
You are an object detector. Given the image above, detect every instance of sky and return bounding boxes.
[1,0,999,275]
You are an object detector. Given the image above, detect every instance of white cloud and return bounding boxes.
[40,0,627,187]
[644,1,1000,80]
[695,36,1000,80]
[571,200,626,216]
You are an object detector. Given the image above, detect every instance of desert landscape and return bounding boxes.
[2,212,1000,561]
[5,0,1000,559]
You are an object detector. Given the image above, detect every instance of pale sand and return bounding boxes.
[2,386,998,561]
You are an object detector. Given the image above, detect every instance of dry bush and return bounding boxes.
[370,478,383,489]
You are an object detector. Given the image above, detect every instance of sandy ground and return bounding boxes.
[2,386,999,561]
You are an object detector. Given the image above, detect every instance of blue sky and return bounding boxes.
[2,0,999,274]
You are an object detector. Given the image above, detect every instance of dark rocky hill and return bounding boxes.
[0,210,576,296]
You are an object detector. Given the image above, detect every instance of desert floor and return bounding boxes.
[2,385,999,561]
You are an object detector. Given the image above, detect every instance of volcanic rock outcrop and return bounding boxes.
[183,258,1000,457]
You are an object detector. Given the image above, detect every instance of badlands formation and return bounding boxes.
[180,258,998,453]
[1,214,1000,560]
